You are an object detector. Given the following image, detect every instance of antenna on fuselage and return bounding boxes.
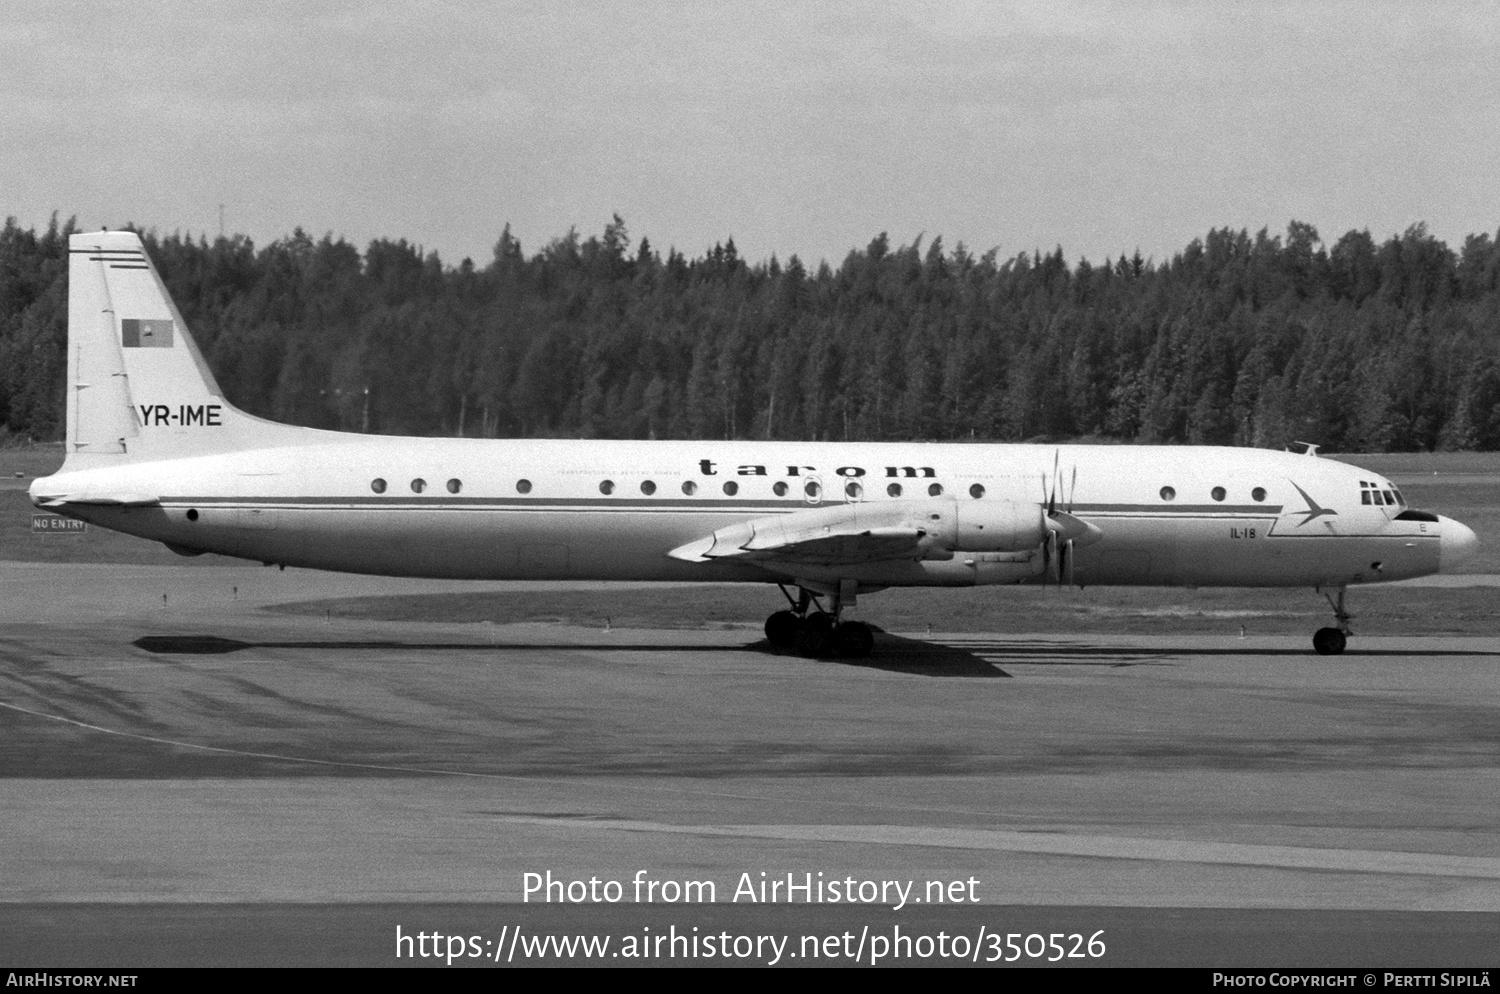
[1290,441,1321,457]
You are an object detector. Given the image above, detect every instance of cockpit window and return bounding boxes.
[1360,480,1402,507]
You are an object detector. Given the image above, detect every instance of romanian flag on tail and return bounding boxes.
[121,318,174,348]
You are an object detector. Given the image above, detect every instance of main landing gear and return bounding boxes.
[764,583,875,659]
[1312,586,1353,656]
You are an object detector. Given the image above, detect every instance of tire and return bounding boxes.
[1312,627,1347,656]
[765,610,801,648]
[793,612,834,657]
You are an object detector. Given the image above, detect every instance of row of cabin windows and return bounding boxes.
[370,477,532,495]
[368,478,990,499]
[663,479,957,499]
[369,478,463,495]
[355,477,1399,509]
[1159,486,1268,502]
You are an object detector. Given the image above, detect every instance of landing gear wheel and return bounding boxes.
[765,610,801,648]
[1312,627,1346,656]
[793,612,835,657]
[834,621,875,659]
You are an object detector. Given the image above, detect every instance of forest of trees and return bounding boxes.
[3,213,1500,451]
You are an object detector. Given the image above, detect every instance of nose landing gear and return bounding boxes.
[763,583,875,658]
[1313,587,1353,655]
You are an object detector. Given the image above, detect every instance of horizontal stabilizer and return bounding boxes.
[38,492,160,507]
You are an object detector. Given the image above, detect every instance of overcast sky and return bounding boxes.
[2,1,1495,267]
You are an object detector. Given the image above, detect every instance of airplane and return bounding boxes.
[30,230,1480,657]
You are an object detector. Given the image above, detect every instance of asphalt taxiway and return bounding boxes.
[2,562,1498,966]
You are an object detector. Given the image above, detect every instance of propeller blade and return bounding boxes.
[1048,450,1060,515]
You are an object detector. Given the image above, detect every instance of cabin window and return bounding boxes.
[969,484,985,499]
[773,481,788,497]
[411,478,427,493]
[640,480,656,495]
[682,480,697,496]
[186,508,199,521]
[371,478,387,494]
[845,480,862,499]
[516,479,532,494]
[446,479,461,494]
[600,480,615,495]
[723,481,739,496]
[1160,486,1175,501]
[1211,486,1225,502]
[805,480,821,499]
[928,483,943,497]
[887,483,903,497]
[1252,487,1266,502]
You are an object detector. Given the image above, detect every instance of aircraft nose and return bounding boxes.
[1439,517,1479,572]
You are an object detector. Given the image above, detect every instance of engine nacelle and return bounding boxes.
[914,499,1048,553]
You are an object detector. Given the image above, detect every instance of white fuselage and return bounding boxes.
[32,437,1468,589]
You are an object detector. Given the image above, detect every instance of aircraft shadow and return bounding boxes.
[131,635,1496,668]
[130,632,1012,676]
[750,633,1010,677]
[131,635,761,656]
[849,633,1012,677]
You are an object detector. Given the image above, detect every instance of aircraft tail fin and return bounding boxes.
[64,230,300,467]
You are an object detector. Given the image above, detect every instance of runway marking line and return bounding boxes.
[493,816,1500,880]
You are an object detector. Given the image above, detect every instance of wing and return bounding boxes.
[670,519,930,567]
[667,497,1090,570]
